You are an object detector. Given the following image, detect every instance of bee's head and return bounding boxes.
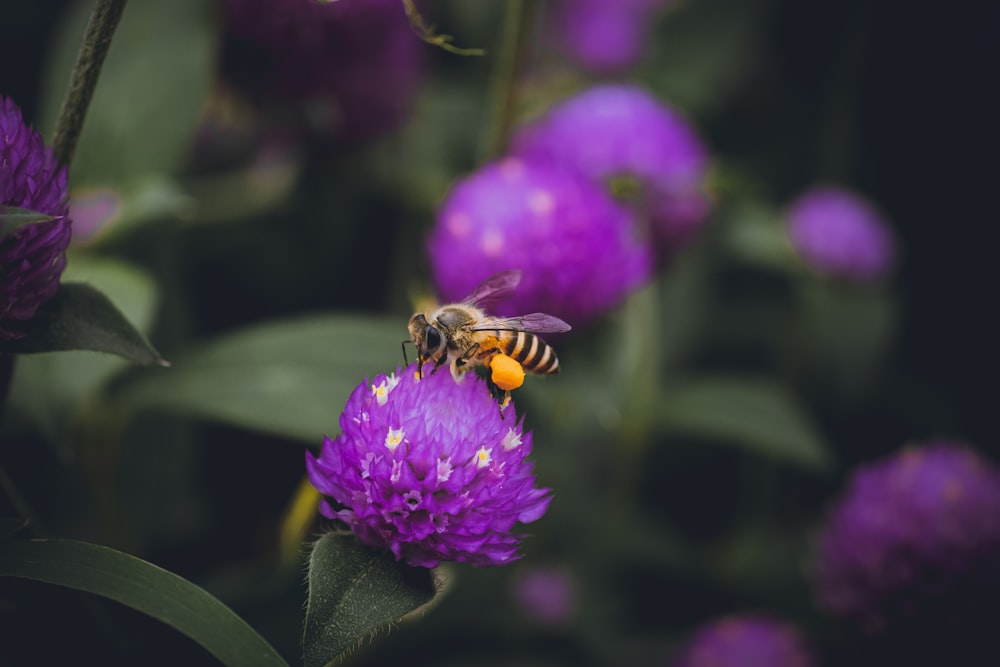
[408,313,446,361]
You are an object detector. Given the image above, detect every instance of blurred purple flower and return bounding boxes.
[306,364,551,568]
[428,157,652,327]
[671,614,818,667]
[549,0,674,74]
[786,187,896,281]
[512,565,576,627]
[1,96,71,341]
[219,0,426,143]
[510,84,711,258]
[812,441,1000,636]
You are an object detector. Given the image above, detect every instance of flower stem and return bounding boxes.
[477,0,534,163]
[51,0,130,169]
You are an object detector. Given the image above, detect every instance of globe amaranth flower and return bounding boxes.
[785,186,896,281]
[219,0,425,143]
[671,614,818,667]
[510,84,711,258]
[429,157,652,327]
[1,96,71,341]
[511,565,576,627]
[306,364,551,568]
[549,0,675,74]
[812,441,1000,636]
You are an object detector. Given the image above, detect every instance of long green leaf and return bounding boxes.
[0,539,289,667]
[0,206,59,236]
[115,315,405,443]
[0,282,164,365]
[5,256,159,450]
[303,532,440,667]
[659,377,832,470]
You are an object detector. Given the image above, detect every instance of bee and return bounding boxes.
[406,270,571,404]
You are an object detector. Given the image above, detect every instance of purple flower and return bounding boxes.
[510,84,711,258]
[306,364,551,568]
[786,187,896,281]
[511,565,576,627]
[1,96,71,341]
[812,441,1000,636]
[219,0,425,143]
[549,0,674,74]
[671,614,818,667]
[428,157,652,327]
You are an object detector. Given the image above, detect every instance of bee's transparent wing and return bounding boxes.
[462,270,522,311]
[473,313,572,334]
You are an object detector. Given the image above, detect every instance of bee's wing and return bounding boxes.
[462,270,522,311]
[473,313,572,334]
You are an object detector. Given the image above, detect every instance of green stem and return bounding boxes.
[51,0,130,169]
[477,0,534,163]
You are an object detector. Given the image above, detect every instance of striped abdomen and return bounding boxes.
[492,330,560,374]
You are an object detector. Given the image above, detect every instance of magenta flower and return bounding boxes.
[1,96,71,341]
[306,364,551,568]
[671,614,818,667]
[219,0,425,143]
[549,0,674,74]
[510,84,711,258]
[812,441,1000,636]
[429,157,652,327]
[511,565,576,627]
[786,187,896,281]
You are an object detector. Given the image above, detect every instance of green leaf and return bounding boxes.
[0,539,288,667]
[5,257,159,449]
[0,206,59,236]
[41,0,215,187]
[659,377,832,470]
[0,282,164,365]
[115,315,405,443]
[303,532,440,667]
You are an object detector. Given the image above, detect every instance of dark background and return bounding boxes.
[2,1,997,665]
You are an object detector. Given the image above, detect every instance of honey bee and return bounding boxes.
[406,270,571,403]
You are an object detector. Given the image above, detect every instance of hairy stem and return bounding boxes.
[51,0,130,168]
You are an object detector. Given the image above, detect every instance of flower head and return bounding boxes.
[1,96,71,341]
[671,614,818,667]
[812,441,1000,636]
[220,0,425,143]
[549,0,674,74]
[429,157,652,327]
[306,364,551,568]
[510,84,711,257]
[511,565,576,627]
[786,187,896,281]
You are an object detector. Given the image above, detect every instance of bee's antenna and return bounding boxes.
[401,339,411,366]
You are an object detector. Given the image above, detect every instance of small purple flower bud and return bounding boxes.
[785,187,896,282]
[1,96,72,341]
[511,565,576,627]
[306,364,551,568]
[220,0,426,143]
[428,157,652,328]
[510,84,711,258]
[549,0,670,74]
[671,614,819,667]
[812,441,1000,636]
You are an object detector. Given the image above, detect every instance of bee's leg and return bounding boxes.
[457,343,481,366]
[486,377,512,417]
[430,352,448,374]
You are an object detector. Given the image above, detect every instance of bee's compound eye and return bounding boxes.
[425,326,442,350]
